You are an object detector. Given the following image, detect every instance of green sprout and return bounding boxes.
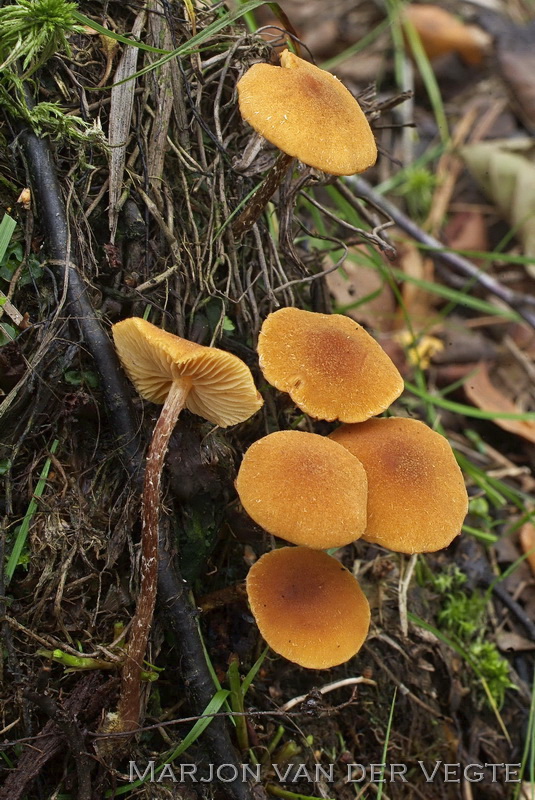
[394,165,439,222]
[429,565,516,709]
[0,0,85,76]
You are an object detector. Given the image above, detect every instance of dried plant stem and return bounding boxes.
[232,152,294,236]
[117,380,191,732]
[398,553,418,639]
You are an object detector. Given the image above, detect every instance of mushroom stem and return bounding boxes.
[232,152,294,236]
[117,379,191,732]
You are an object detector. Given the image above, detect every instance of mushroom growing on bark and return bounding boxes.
[112,317,263,731]
[330,417,468,553]
[234,49,377,234]
[257,307,404,422]
[235,429,368,549]
[246,546,371,669]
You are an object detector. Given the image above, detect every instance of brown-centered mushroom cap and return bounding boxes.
[112,317,263,427]
[235,429,367,549]
[246,547,371,669]
[237,49,377,176]
[257,307,404,423]
[330,417,468,553]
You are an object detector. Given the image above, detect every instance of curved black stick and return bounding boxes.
[18,126,142,476]
[17,117,253,800]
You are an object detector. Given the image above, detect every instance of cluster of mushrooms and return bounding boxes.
[112,308,468,681]
[236,308,468,670]
[109,51,467,694]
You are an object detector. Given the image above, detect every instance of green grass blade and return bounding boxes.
[87,0,269,90]
[513,667,535,799]
[164,689,232,762]
[396,2,449,142]
[409,613,512,744]
[242,645,270,695]
[462,524,498,544]
[107,689,231,796]
[0,214,17,262]
[72,11,170,53]
[376,687,397,800]
[405,380,535,421]
[321,18,391,70]
[6,439,59,584]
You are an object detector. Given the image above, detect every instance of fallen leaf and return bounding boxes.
[461,139,535,272]
[325,247,396,332]
[519,522,535,575]
[443,209,488,258]
[464,361,535,444]
[395,239,437,329]
[496,630,535,652]
[16,188,31,210]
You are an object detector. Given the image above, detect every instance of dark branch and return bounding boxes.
[346,176,535,330]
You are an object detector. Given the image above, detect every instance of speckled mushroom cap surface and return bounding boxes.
[330,417,468,553]
[246,547,371,669]
[257,307,404,423]
[236,49,377,176]
[235,429,368,549]
[112,317,263,427]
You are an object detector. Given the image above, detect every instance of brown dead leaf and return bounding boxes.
[496,630,535,652]
[394,239,436,329]
[519,522,535,575]
[325,247,396,332]
[461,139,535,270]
[16,188,31,210]
[443,210,488,258]
[464,362,535,444]
[402,4,490,66]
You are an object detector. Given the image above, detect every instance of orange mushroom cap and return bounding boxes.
[112,317,263,427]
[330,417,468,554]
[235,430,367,549]
[257,307,404,422]
[237,49,377,175]
[246,547,371,669]
[402,4,488,66]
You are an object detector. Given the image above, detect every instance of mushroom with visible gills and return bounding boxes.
[257,307,404,422]
[236,429,368,549]
[246,547,371,669]
[112,317,263,731]
[234,49,377,234]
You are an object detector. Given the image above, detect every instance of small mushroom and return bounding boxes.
[111,317,263,730]
[237,49,377,175]
[234,49,377,234]
[112,317,263,426]
[257,307,404,422]
[235,429,368,549]
[330,417,468,554]
[402,4,489,66]
[246,546,371,669]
